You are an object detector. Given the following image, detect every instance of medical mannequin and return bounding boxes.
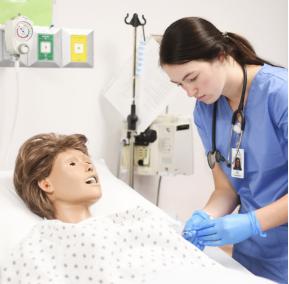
[160,17,288,283]
[5,133,234,284]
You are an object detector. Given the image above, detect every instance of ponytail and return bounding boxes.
[222,32,273,66]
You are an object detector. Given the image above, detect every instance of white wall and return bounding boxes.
[0,0,287,222]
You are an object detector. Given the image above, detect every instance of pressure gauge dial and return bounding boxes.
[16,21,33,40]
[4,16,34,55]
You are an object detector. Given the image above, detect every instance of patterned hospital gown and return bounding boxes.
[1,206,220,284]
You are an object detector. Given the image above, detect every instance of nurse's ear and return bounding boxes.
[38,178,54,194]
[217,52,227,63]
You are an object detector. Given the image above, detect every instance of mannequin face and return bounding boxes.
[39,149,101,206]
[162,58,226,104]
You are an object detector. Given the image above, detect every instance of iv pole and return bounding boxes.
[124,13,146,187]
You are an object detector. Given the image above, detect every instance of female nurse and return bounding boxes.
[159,17,288,283]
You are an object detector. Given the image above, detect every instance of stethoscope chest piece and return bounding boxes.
[207,150,229,169]
[207,150,216,169]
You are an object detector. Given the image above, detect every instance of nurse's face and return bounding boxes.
[162,59,226,104]
[40,149,102,206]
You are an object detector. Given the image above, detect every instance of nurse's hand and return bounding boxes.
[196,211,266,246]
[182,210,211,250]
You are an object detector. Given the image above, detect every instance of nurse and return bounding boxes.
[159,17,288,283]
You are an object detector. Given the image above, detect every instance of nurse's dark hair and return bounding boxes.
[14,133,89,219]
[160,17,273,66]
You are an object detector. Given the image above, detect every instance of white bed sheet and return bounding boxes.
[0,160,274,283]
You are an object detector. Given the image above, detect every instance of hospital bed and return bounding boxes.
[0,160,273,283]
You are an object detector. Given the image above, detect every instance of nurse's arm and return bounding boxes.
[256,194,288,231]
[203,164,239,218]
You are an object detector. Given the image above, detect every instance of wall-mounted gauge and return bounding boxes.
[16,21,33,40]
[4,16,34,55]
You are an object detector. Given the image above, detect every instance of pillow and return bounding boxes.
[0,171,42,266]
[90,159,158,216]
[0,159,160,267]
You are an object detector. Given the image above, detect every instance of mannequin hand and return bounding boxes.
[196,211,266,246]
[182,210,211,250]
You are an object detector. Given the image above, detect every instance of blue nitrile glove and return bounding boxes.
[196,211,267,247]
[182,210,211,250]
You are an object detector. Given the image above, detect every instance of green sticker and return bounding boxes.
[38,33,53,61]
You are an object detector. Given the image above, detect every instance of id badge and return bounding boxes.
[231,148,244,179]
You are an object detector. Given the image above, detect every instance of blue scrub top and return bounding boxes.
[194,64,288,283]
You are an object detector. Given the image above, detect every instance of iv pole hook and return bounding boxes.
[124,13,146,27]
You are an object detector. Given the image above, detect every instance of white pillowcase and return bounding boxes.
[0,170,42,266]
[0,159,159,267]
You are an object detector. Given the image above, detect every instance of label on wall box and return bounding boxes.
[70,35,87,62]
[38,34,54,61]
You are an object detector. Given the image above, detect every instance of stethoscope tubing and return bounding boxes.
[208,65,247,169]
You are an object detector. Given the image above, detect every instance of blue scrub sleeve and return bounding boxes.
[268,81,288,156]
[193,102,211,154]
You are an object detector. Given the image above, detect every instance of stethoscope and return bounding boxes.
[207,65,247,169]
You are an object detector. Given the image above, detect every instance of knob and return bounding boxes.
[18,44,29,54]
